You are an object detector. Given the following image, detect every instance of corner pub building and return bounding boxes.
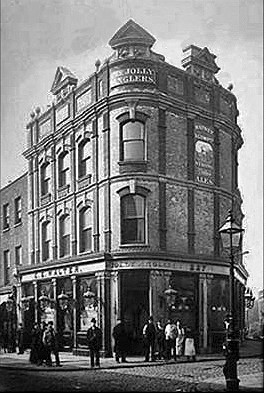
[2,20,248,356]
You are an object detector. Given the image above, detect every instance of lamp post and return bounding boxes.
[219,210,244,392]
[244,287,255,338]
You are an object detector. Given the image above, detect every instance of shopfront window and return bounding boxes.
[79,277,98,331]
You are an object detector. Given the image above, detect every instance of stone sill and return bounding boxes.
[119,243,149,248]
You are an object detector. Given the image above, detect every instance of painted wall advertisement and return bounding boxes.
[194,124,214,185]
[110,65,156,88]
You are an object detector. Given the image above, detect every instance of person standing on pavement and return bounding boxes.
[143,316,156,362]
[176,320,185,357]
[87,318,102,368]
[16,323,24,354]
[43,321,61,367]
[184,327,196,362]
[156,321,165,360]
[29,322,41,364]
[112,319,128,363]
[165,319,178,361]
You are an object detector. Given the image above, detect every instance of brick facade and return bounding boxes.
[1,20,248,355]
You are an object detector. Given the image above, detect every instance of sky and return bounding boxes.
[1,0,263,294]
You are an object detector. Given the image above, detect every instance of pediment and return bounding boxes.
[196,47,219,72]
[109,19,156,48]
[51,66,78,95]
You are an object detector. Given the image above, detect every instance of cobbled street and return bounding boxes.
[0,358,263,392]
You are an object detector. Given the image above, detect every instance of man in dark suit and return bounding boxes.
[87,318,102,368]
[112,319,128,363]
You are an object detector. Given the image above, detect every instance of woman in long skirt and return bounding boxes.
[184,327,196,361]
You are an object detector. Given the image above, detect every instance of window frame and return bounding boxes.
[3,203,10,230]
[58,151,70,188]
[14,196,22,224]
[79,208,92,253]
[40,161,51,196]
[120,193,146,245]
[4,250,10,285]
[78,139,91,179]
[41,221,51,261]
[120,120,146,162]
[59,214,71,257]
[15,245,22,265]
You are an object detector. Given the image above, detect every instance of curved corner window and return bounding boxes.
[79,208,92,253]
[40,162,51,196]
[121,194,146,244]
[58,151,70,188]
[59,215,70,257]
[78,140,91,179]
[121,121,145,161]
[42,221,52,261]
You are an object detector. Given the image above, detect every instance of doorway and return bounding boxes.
[121,270,149,355]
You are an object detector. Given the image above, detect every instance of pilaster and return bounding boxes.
[199,273,213,351]
[71,275,77,349]
[33,281,38,322]
[95,271,112,356]
[52,278,57,330]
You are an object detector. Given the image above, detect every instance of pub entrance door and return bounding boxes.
[121,270,149,355]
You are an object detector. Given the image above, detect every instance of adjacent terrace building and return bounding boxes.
[4,20,248,355]
[0,173,28,350]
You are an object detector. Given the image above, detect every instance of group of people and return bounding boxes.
[2,317,195,369]
[0,322,25,354]
[143,316,196,362]
[110,316,196,365]
[29,321,61,367]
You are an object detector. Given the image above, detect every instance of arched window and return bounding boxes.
[121,121,145,161]
[59,215,70,257]
[78,140,91,178]
[121,194,146,244]
[40,162,51,196]
[42,221,52,261]
[58,151,70,187]
[79,208,92,253]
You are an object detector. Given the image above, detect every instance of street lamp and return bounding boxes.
[58,291,70,311]
[219,210,244,392]
[164,284,178,319]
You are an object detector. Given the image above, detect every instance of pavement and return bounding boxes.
[0,339,263,392]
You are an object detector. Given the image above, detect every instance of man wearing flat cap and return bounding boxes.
[86,318,102,368]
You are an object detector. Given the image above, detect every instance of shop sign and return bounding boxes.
[110,66,156,88]
[108,260,228,275]
[34,265,79,280]
[194,123,214,185]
